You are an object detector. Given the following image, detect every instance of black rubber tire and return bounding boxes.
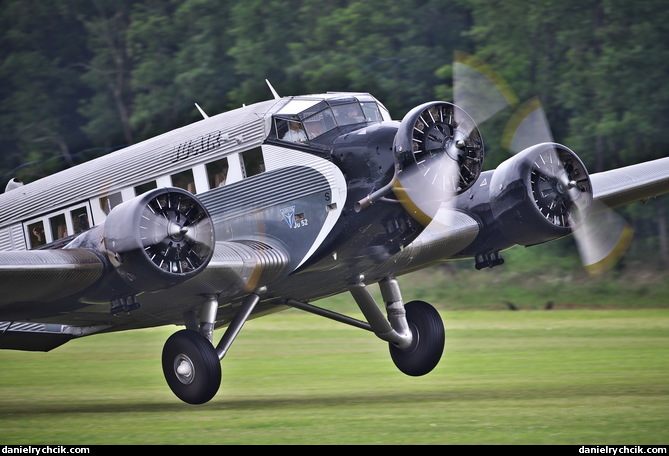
[389,300,445,376]
[162,329,221,405]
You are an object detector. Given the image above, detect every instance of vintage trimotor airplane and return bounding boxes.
[1,54,668,404]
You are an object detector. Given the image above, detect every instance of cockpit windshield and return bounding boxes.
[273,94,390,144]
[331,103,365,126]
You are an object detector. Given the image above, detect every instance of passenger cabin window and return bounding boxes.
[71,207,90,234]
[241,147,265,178]
[25,203,92,249]
[206,157,229,188]
[49,214,67,240]
[134,181,157,196]
[28,221,46,247]
[171,169,196,193]
[100,192,123,215]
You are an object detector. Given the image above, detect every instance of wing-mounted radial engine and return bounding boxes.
[67,187,215,310]
[488,142,593,247]
[356,102,485,226]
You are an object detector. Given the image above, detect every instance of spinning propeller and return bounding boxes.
[103,187,215,291]
[501,97,633,274]
[389,50,632,274]
[370,52,517,227]
[138,189,214,274]
[391,101,484,226]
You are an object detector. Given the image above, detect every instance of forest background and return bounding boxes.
[1,0,668,292]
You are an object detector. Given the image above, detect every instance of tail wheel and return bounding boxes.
[389,300,445,376]
[162,329,221,404]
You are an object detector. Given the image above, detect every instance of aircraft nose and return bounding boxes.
[168,220,189,241]
[390,101,485,226]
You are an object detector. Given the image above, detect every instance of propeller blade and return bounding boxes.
[362,52,517,225]
[453,51,519,128]
[574,200,634,275]
[502,97,554,152]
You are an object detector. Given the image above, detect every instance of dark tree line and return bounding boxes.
[1,0,667,267]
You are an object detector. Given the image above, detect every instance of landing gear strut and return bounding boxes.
[289,277,445,377]
[163,277,445,404]
[161,293,259,404]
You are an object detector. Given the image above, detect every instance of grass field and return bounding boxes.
[0,307,667,445]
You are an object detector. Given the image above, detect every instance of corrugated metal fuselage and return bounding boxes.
[0,94,479,339]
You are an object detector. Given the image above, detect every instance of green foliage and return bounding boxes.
[0,0,667,269]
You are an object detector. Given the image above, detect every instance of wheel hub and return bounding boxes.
[174,354,195,385]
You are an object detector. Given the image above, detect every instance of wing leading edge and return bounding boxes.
[590,157,669,209]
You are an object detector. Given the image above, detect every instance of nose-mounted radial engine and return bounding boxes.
[356,101,485,226]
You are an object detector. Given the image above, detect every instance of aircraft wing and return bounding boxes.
[0,249,104,303]
[590,157,669,208]
[0,237,290,351]
[0,249,106,351]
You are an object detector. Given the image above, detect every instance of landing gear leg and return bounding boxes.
[350,277,445,376]
[162,293,259,404]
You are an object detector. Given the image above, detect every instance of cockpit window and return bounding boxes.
[331,103,365,126]
[276,118,308,144]
[304,109,336,139]
[274,96,389,142]
[361,102,383,122]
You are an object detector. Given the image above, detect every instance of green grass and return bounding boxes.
[0,308,667,445]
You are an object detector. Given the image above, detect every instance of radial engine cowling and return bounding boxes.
[103,187,215,292]
[488,143,593,247]
[391,101,485,225]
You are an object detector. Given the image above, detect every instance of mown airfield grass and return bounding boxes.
[0,306,667,445]
[0,244,668,445]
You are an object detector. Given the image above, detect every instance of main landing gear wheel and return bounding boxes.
[162,329,221,405]
[389,300,445,376]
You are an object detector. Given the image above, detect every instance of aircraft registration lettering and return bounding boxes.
[172,130,224,163]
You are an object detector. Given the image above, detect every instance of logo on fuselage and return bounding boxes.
[281,206,295,228]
